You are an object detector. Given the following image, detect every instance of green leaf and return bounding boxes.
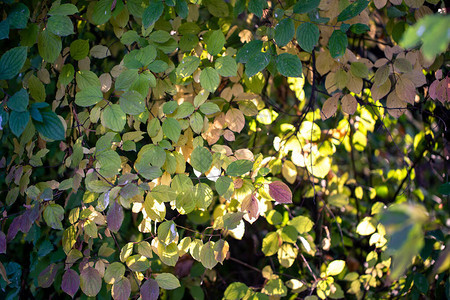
[190,112,203,134]
[0,20,9,40]
[175,0,189,19]
[206,29,226,56]
[92,0,112,25]
[224,282,248,300]
[263,279,287,297]
[97,150,121,177]
[75,86,103,107]
[119,90,146,115]
[245,52,270,78]
[350,62,369,78]
[200,67,220,92]
[227,159,253,176]
[276,53,302,78]
[155,273,181,290]
[76,70,101,89]
[0,46,27,80]
[59,64,75,86]
[148,60,169,73]
[236,40,263,64]
[7,3,30,29]
[215,176,233,197]
[296,22,319,53]
[7,89,29,112]
[34,111,65,141]
[199,102,220,115]
[115,69,139,91]
[38,30,62,63]
[176,56,200,78]
[28,75,46,102]
[103,104,126,132]
[328,30,348,58]
[48,4,79,16]
[126,255,150,272]
[47,15,74,36]
[190,147,213,173]
[326,260,346,276]
[204,0,229,18]
[349,23,369,34]
[262,232,279,256]
[274,18,295,47]
[215,56,237,77]
[143,1,164,28]
[337,0,369,22]
[43,204,65,230]
[173,102,194,119]
[163,101,178,115]
[293,0,320,14]
[70,39,89,60]
[288,216,314,234]
[438,183,450,195]
[162,117,181,143]
[248,0,267,18]
[9,110,30,137]
[200,241,218,269]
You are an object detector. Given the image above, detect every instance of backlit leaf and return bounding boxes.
[268,181,292,204]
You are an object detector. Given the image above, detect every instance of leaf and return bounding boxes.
[48,4,79,15]
[155,273,181,290]
[329,30,348,58]
[262,232,280,256]
[0,46,27,80]
[80,267,102,297]
[227,159,253,176]
[61,269,80,298]
[38,30,62,63]
[141,279,160,300]
[107,201,124,232]
[282,160,297,184]
[190,147,213,173]
[176,56,200,78]
[0,231,5,254]
[200,102,221,115]
[248,0,267,18]
[75,86,103,107]
[296,22,319,53]
[350,62,369,78]
[34,111,66,141]
[350,23,370,34]
[70,39,89,60]
[341,94,357,115]
[337,0,369,22]
[28,75,46,102]
[293,0,320,14]
[245,52,270,78]
[438,183,450,195]
[200,241,218,269]
[143,1,164,28]
[119,90,146,115]
[321,93,339,120]
[274,18,295,47]
[206,29,225,56]
[276,53,303,78]
[215,176,234,198]
[38,263,60,288]
[236,40,263,64]
[0,20,9,40]
[200,67,220,92]
[162,117,181,143]
[224,282,248,300]
[7,89,28,112]
[326,260,346,276]
[112,278,131,300]
[268,181,292,204]
[126,255,150,272]
[47,15,74,36]
[92,0,112,25]
[215,56,238,77]
[288,216,314,234]
[43,204,64,230]
[103,104,126,132]
[356,217,377,236]
[225,108,245,132]
[8,3,30,29]
[90,45,111,59]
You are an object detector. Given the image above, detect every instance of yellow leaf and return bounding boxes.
[282,160,297,184]
[326,260,346,276]
[356,217,377,236]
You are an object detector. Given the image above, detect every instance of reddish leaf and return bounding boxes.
[107,200,124,232]
[61,269,80,298]
[0,231,6,254]
[38,263,61,288]
[174,254,194,278]
[112,277,131,300]
[141,279,160,300]
[268,181,293,204]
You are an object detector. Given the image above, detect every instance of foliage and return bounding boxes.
[0,0,449,299]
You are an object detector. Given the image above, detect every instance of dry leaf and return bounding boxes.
[341,94,357,115]
[321,93,340,120]
[386,92,407,118]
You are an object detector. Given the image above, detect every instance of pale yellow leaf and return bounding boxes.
[282,160,297,184]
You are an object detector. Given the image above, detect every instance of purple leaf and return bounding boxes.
[0,231,6,254]
[141,279,160,300]
[7,216,21,241]
[80,267,102,297]
[112,277,131,300]
[268,181,293,204]
[61,269,80,298]
[107,200,124,233]
[38,263,61,288]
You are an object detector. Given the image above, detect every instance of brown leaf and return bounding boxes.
[225,108,245,133]
[374,0,387,9]
[268,181,293,204]
[223,129,235,141]
[341,94,357,115]
[321,93,340,120]
[371,78,391,101]
[396,76,416,104]
[347,74,363,94]
[386,92,407,118]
